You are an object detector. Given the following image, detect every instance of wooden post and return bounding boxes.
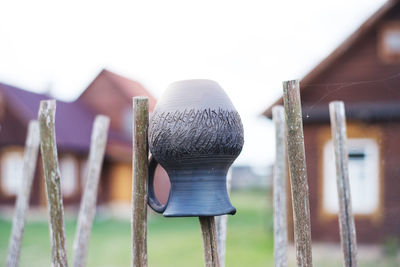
[199,216,220,267]
[272,106,288,267]
[329,101,358,267]
[215,168,232,267]
[132,97,149,267]
[38,100,68,267]
[6,121,40,267]
[73,115,110,267]
[282,80,313,267]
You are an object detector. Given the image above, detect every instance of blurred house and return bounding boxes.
[231,165,271,190]
[0,69,169,207]
[263,0,400,243]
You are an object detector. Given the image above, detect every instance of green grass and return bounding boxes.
[1,189,399,266]
[0,190,274,267]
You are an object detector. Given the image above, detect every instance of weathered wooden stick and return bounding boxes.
[200,216,220,267]
[132,97,149,267]
[73,115,110,267]
[329,101,358,267]
[38,100,69,267]
[215,168,232,267]
[6,121,40,267]
[272,106,288,267]
[282,80,313,267]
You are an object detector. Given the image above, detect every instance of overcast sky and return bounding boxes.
[0,0,386,168]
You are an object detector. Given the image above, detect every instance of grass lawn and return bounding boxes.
[2,189,397,267]
[0,190,274,267]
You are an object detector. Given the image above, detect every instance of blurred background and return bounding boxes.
[1,0,400,266]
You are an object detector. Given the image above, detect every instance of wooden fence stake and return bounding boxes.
[6,121,40,267]
[38,100,69,267]
[73,115,110,267]
[272,106,288,267]
[200,216,220,267]
[282,80,313,267]
[329,101,358,267]
[132,97,149,267]
[215,168,232,267]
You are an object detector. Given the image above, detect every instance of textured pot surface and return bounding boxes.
[149,79,244,217]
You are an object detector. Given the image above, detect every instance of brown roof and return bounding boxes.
[103,69,157,110]
[263,0,399,118]
[0,82,95,152]
[0,69,157,159]
[76,69,158,160]
[78,69,156,111]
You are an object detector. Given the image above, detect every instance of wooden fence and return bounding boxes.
[5,84,359,267]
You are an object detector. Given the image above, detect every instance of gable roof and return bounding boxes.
[0,68,155,157]
[0,82,95,152]
[102,69,157,110]
[78,69,157,111]
[263,0,399,118]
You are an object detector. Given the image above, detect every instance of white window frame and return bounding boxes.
[379,22,400,63]
[0,149,24,196]
[322,138,380,215]
[59,154,79,198]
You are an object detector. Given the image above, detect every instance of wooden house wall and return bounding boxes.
[0,105,26,147]
[0,153,95,207]
[107,161,170,205]
[295,6,400,243]
[303,121,400,243]
[380,122,400,240]
[301,5,400,106]
[0,105,33,204]
[0,101,99,206]
[303,123,400,243]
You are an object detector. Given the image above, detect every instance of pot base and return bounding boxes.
[162,174,236,217]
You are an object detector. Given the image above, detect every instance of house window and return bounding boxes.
[379,22,400,63]
[384,30,400,52]
[0,150,24,196]
[322,138,380,215]
[59,155,78,197]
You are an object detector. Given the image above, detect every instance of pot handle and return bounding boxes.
[147,155,168,213]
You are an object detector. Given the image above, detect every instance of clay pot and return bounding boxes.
[148,79,244,217]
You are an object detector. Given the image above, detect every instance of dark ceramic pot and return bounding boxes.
[148,79,244,217]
